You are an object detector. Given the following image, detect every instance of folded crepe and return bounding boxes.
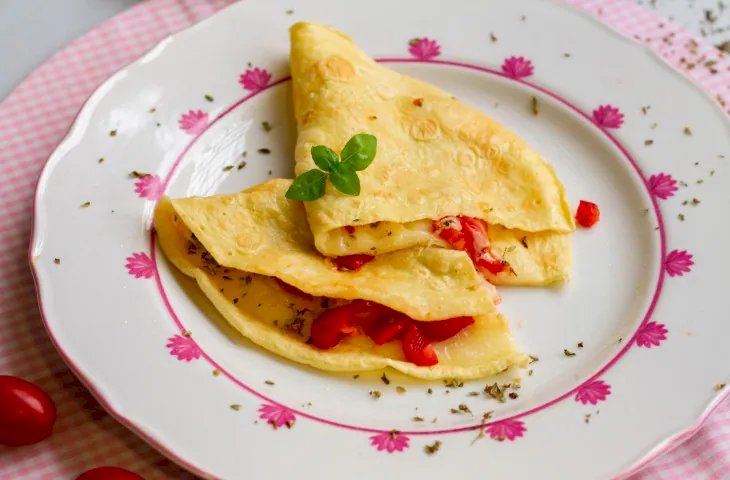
[154,179,527,379]
[290,22,574,285]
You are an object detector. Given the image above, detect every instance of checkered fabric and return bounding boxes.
[0,0,727,478]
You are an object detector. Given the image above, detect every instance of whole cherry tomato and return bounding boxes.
[0,375,56,446]
[76,466,145,480]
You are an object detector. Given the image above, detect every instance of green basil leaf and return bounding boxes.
[285,169,327,201]
[310,145,339,172]
[340,133,377,171]
[329,163,360,196]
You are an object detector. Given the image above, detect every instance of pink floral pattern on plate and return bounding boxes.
[636,321,668,348]
[665,249,694,277]
[258,404,296,429]
[592,105,624,129]
[178,109,209,135]
[575,380,612,405]
[408,38,441,60]
[125,252,155,279]
[239,67,271,92]
[134,174,163,200]
[369,430,410,453]
[166,335,201,362]
[648,173,678,200]
[484,419,526,442]
[501,56,534,78]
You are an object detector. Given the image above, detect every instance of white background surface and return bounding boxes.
[0,0,729,101]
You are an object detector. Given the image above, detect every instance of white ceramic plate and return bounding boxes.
[31,0,730,478]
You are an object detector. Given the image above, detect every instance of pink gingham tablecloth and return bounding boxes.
[0,0,728,478]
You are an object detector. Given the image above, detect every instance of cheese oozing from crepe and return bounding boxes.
[154,179,527,379]
[290,22,574,285]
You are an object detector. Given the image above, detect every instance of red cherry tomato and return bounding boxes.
[401,325,438,366]
[416,316,475,342]
[575,200,600,227]
[76,466,144,480]
[310,306,358,349]
[0,375,56,446]
[332,254,375,272]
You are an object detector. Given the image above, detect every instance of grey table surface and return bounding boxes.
[0,0,729,102]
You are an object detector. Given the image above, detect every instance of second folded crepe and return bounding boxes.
[155,179,527,379]
[290,22,574,285]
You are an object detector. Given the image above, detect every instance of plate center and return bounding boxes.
[159,61,660,431]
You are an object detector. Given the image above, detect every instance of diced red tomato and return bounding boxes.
[433,215,508,276]
[401,325,438,366]
[309,306,358,349]
[575,200,600,227]
[475,255,508,275]
[366,313,411,345]
[346,299,389,330]
[309,299,475,367]
[416,316,474,342]
[433,217,465,249]
[344,225,356,234]
[332,254,374,272]
[274,278,314,300]
[458,216,489,259]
